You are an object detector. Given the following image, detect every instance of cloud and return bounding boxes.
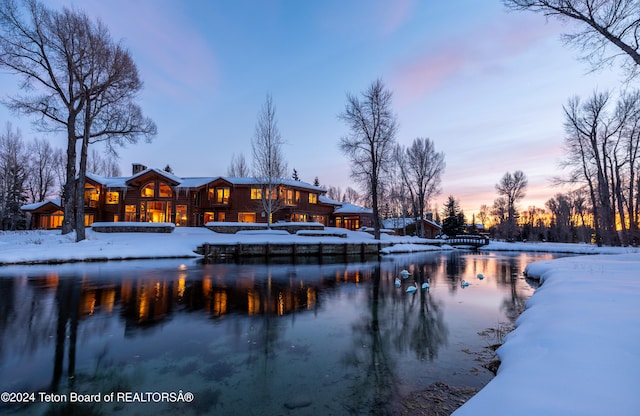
[390,14,562,106]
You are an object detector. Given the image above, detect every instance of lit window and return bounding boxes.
[217,187,230,204]
[217,212,226,222]
[204,212,215,224]
[141,183,154,197]
[251,187,262,200]
[176,205,187,226]
[159,183,172,197]
[238,212,256,223]
[284,189,297,205]
[309,193,317,204]
[106,192,119,204]
[125,205,136,222]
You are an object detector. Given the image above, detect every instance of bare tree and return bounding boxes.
[495,170,528,240]
[87,148,120,177]
[395,137,445,237]
[227,152,249,177]
[339,79,398,239]
[26,137,59,203]
[0,0,155,241]
[251,94,287,227]
[562,92,618,244]
[504,0,640,79]
[0,122,28,229]
[478,204,490,230]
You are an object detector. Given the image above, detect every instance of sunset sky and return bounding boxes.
[0,0,625,216]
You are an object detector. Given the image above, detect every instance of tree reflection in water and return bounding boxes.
[0,252,562,416]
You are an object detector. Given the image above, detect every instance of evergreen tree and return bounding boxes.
[292,169,299,181]
[441,195,465,237]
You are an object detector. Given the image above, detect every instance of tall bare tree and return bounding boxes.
[0,0,155,241]
[395,137,445,237]
[251,94,287,227]
[339,79,398,239]
[504,0,640,79]
[495,170,528,240]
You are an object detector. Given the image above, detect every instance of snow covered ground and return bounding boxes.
[1,228,638,415]
[454,250,640,416]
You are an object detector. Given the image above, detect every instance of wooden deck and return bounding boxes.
[196,241,392,261]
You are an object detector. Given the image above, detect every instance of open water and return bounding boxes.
[0,251,566,415]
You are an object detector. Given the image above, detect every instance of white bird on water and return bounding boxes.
[400,269,410,279]
[461,280,470,287]
[406,282,418,293]
[477,273,485,280]
[421,282,430,291]
[395,278,401,287]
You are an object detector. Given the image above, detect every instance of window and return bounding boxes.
[216,187,230,204]
[204,212,215,224]
[251,187,262,200]
[106,191,119,204]
[159,183,172,197]
[311,215,326,225]
[284,189,298,206]
[176,205,188,226]
[41,210,63,229]
[85,188,99,208]
[84,214,94,227]
[291,213,307,222]
[309,193,317,204]
[141,183,154,198]
[125,205,137,222]
[238,212,256,223]
[145,201,171,222]
[217,212,226,222]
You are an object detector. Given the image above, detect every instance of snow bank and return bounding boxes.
[453,253,640,416]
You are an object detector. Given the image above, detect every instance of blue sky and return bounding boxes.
[0,0,624,215]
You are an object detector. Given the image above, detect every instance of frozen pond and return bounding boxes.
[0,251,566,415]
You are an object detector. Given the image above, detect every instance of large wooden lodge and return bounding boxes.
[21,164,375,231]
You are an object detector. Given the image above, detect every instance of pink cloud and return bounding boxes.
[391,14,562,106]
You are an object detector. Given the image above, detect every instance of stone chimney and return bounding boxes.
[132,163,147,175]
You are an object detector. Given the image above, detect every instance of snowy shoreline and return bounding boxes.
[453,251,640,416]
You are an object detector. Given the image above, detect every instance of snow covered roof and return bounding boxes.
[318,195,342,206]
[86,170,326,193]
[334,202,373,215]
[21,199,62,211]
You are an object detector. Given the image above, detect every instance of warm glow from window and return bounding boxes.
[125,205,136,222]
[309,193,317,204]
[159,183,172,197]
[217,212,226,222]
[238,212,256,223]
[106,191,119,204]
[284,189,298,205]
[84,214,94,226]
[176,205,187,226]
[204,212,214,223]
[251,187,262,200]
[292,213,307,222]
[141,183,154,197]
[217,187,230,204]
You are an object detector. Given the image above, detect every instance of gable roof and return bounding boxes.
[21,199,62,212]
